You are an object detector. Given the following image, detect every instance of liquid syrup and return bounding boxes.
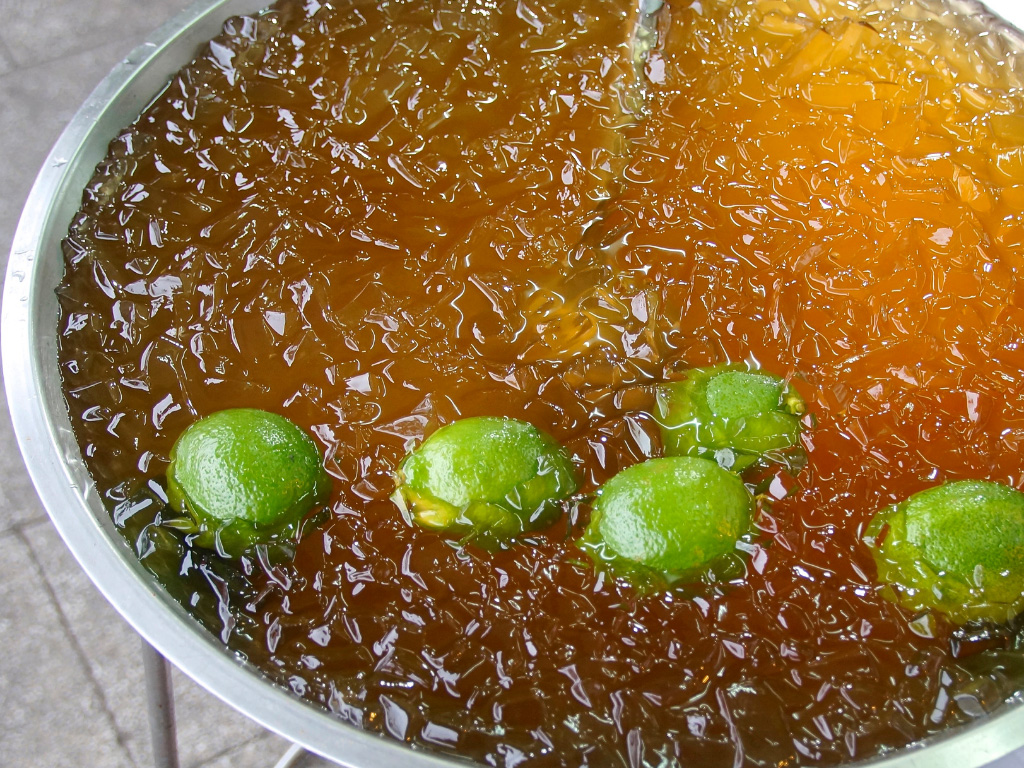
[57,0,1024,764]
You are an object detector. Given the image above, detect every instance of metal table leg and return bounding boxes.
[141,639,180,768]
[273,744,310,768]
[139,640,323,767]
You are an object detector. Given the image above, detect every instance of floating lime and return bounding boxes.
[580,456,754,584]
[656,364,806,472]
[166,408,331,557]
[864,480,1024,623]
[393,416,577,548]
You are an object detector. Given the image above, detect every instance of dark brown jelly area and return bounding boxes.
[58,0,1024,764]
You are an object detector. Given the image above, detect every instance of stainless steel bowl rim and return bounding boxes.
[3,1,1024,766]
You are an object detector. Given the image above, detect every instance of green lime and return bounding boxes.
[656,364,806,472]
[166,408,331,557]
[393,416,577,548]
[864,480,1024,623]
[580,456,754,584]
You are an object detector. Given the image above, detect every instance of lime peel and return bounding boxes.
[579,456,754,588]
[166,408,331,557]
[656,363,806,472]
[393,416,577,548]
[864,479,1024,624]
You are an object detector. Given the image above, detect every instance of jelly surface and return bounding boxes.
[57,0,1024,764]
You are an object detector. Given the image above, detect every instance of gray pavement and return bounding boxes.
[0,1,333,766]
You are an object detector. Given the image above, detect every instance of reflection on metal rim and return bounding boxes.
[3,1,1024,766]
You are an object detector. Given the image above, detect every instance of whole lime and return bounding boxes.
[393,416,577,547]
[864,480,1024,623]
[656,364,806,472]
[166,408,331,557]
[581,456,754,582]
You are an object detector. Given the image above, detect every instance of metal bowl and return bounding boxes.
[4,0,1024,765]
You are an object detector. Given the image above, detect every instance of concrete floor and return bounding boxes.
[3,2,1024,768]
[0,1,333,766]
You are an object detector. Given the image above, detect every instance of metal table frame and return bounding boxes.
[141,640,314,768]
